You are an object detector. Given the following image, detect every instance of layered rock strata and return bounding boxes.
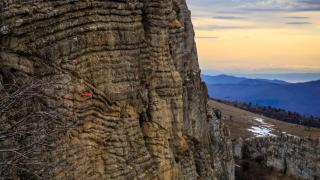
[0,0,234,179]
[234,136,320,180]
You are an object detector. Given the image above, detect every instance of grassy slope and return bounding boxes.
[208,100,320,139]
[209,100,319,180]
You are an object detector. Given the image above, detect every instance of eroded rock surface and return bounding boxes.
[234,136,320,180]
[0,0,234,179]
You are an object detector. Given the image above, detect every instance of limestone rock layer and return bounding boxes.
[235,136,320,180]
[0,0,234,179]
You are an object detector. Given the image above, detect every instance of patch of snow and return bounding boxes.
[281,131,297,137]
[248,126,276,137]
[254,118,274,126]
[254,117,265,124]
[247,117,276,137]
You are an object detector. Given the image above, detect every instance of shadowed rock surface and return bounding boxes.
[233,136,320,180]
[0,0,234,179]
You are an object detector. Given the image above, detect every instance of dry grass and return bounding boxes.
[209,100,320,139]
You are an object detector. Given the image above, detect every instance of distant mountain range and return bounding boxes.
[202,74,320,116]
[201,71,320,83]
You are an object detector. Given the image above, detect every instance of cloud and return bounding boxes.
[300,0,320,5]
[238,0,320,12]
[187,0,320,13]
[285,16,309,19]
[213,16,246,20]
[215,10,251,15]
[286,22,312,25]
[195,24,255,30]
[196,36,219,39]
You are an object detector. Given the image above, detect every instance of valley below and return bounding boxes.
[209,100,320,139]
[209,100,320,180]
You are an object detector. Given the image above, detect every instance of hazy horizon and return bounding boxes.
[201,70,320,83]
[186,0,320,73]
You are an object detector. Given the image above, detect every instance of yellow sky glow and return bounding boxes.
[193,12,320,72]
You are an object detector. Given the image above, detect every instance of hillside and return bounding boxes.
[201,74,288,85]
[204,74,320,116]
[232,73,320,83]
[208,100,320,139]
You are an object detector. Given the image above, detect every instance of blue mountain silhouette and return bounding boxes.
[202,74,320,116]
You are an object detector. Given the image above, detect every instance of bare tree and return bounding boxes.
[0,71,77,179]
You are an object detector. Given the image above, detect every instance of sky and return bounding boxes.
[186,0,320,74]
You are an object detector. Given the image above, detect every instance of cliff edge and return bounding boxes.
[0,0,234,179]
[234,136,320,180]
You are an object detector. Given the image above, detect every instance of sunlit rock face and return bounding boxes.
[0,0,234,179]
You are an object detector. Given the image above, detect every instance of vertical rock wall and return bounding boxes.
[234,136,320,180]
[0,0,234,179]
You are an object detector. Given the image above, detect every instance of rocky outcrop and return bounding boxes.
[234,136,320,180]
[0,0,234,179]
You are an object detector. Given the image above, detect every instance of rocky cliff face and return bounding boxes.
[0,0,234,179]
[234,136,320,180]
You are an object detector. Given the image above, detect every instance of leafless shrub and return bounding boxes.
[0,72,77,179]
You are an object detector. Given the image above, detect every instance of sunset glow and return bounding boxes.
[187,0,320,73]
